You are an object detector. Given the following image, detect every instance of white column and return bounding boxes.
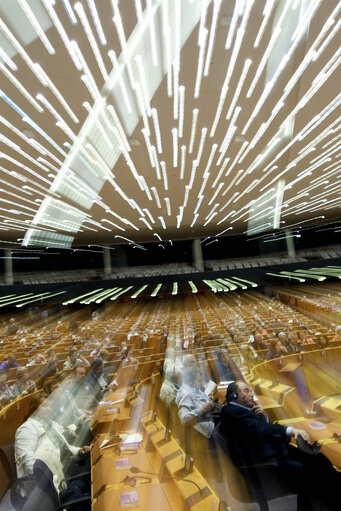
[103,247,112,276]
[4,249,13,285]
[285,229,296,257]
[192,239,204,271]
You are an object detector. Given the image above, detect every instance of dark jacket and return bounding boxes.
[219,403,288,467]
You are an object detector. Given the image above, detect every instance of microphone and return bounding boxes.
[129,466,204,496]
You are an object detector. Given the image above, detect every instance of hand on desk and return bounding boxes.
[292,428,311,444]
[79,445,91,456]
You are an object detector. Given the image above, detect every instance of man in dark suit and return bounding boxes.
[219,381,339,510]
[76,359,109,409]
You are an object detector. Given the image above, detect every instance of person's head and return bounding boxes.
[183,366,202,389]
[91,358,104,377]
[278,332,287,343]
[254,332,263,343]
[226,382,255,408]
[288,332,298,344]
[194,334,202,343]
[100,349,109,361]
[0,373,7,387]
[317,335,329,347]
[16,367,28,381]
[43,376,60,395]
[182,354,196,369]
[46,349,56,360]
[68,348,78,362]
[27,393,50,420]
[218,349,231,365]
[72,363,87,381]
[7,354,17,368]
[35,354,45,364]
[274,340,284,353]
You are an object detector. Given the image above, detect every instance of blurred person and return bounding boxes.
[89,343,102,358]
[332,325,341,341]
[0,372,14,407]
[267,339,287,360]
[193,333,204,348]
[120,350,138,368]
[0,354,20,370]
[297,330,314,344]
[75,359,109,409]
[315,334,330,350]
[160,367,181,406]
[285,332,302,354]
[15,393,90,491]
[249,331,268,351]
[27,353,46,366]
[212,349,244,383]
[176,366,216,439]
[63,348,89,370]
[48,379,92,445]
[4,317,19,336]
[163,347,182,374]
[12,367,37,397]
[240,344,261,368]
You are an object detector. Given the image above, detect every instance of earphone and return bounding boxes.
[231,392,238,400]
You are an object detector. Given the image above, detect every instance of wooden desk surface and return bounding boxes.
[92,481,174,511]
[277,417,341,468]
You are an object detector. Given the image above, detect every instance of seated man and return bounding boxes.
[0,354,20,370]
[0,372,14,407]
[12,367,37,397]
[176,366,216,439]
[76,359,111,409]
[211,349,244,383]
[218,381,340,510]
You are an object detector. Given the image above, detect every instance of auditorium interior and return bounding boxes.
[0,1,340,510]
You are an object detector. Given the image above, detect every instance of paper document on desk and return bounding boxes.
[309,422,327,430]
[120,491,140,509]
[120,433,143,450]
[204,380,217,396]
[115,458,131,470]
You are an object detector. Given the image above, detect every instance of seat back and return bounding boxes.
[0,447,12,500]
[10,460,60,511]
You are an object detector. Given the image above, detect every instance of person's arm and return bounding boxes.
[12,383,20,398]
[15,421,41,475]
[177,390,214,425]
[221,405,288,444]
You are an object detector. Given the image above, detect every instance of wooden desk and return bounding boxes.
[90,388,143,437]
[92,480,174,511]
[277,417,341,468]
[91,412,223,511]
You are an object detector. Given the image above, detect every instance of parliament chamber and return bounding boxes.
[0,0,341,510]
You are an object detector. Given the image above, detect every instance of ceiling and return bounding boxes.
[0,0,340,251]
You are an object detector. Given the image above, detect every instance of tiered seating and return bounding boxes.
[1,284,341,509]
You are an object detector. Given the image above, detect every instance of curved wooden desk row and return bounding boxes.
[250,346,341,398]
[0,390,42,446]
[91,410,222,511]
[248,347,341,468]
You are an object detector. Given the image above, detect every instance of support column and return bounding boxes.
[4,249,13,285]
[103,247,112,277]
[285,229,296,257]
[192,239,204,272]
